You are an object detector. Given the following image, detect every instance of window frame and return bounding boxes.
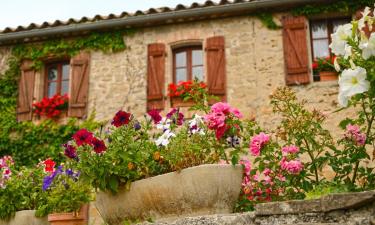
[172,46,204,84]
[44,60,70,98]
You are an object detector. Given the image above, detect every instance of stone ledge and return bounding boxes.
[255,190,375,216]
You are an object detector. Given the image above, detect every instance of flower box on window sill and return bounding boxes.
[320,71,338,81]
[170,97,195,108]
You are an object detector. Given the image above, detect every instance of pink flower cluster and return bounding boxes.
[204,102,242,140]
[0,156,14,189]
[345,124,366,146]
[281,145,299,156]
[249,132,270,156]
[280,158,303,174]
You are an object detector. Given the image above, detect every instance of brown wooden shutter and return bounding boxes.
[147,43,166,111]
[282,16,311,85]
[17,60,36,121]
[355,8,374,37]
[205,36,226,102]
[68,51,90,118]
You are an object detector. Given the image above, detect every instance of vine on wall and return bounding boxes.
[0,29,133,167]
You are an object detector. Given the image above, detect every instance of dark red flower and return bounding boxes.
[147,109,162,124]
[111,110,132,127]
[63,143,77,159]
[43,158,55,173]
[91,137,107,154]
[166,108,177,119]
[73,129,93,146]
[215,125,228,140]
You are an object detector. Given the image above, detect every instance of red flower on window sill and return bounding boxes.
[168,80,207,97]
[33,94,69,118]
[312,56,336,73]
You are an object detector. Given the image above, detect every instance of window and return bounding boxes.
[310,18,350,80]
[173,46,204,83]
[45,61,70,98]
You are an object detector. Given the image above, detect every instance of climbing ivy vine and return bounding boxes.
[0,29,134,167]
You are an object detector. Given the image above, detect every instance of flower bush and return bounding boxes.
[33,94,69,118]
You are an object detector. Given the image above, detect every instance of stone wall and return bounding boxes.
[0,47,11,75]
[139,190,375,225]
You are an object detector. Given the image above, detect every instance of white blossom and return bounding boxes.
[358,7,371,30]
[359,32,375,59]
[329,24,352,57]
[333,57,341,72]
[338,67,370,107]
[155,129,176,147]
[188,114,205,135]
[156,118,171,130]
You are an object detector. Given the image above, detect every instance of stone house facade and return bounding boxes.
[0,0,363,135]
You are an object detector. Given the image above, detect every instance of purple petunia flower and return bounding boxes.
[42,165,63,191]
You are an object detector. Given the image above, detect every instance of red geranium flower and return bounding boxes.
[73,129,93,146]
[147,109,162,124]
[90,137,107,154]
[111,110,132,127]
[43,158,55,173]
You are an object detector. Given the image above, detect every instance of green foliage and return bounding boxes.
[0,29,129,167]
[291,0,375,16]
[305,182,351,200]
[255,13,281,30]
[0,167,47,219]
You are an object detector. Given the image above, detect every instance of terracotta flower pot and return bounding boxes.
[47,204,89,225]
[319,71,338,81]
[170,97,195,107]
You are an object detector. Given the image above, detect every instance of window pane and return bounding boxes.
[192,50,203,66]
[175,52,186,67]
[48,66,58,81]
[62,63,70,80]
[48,82,57,98]
[332,19,350,33]
[193,66,204,81]
[313,39,330,58]
[176,68,187,83]
[311,21,328,39]
[61,81,69,96]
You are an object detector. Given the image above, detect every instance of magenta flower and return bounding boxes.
[73,129,93,146]
[63,143,77,159]
[166,108,184,125]
[281,145,300,156]
[112,110,132,127]
[249,132,270,156]
[147,109,162,124]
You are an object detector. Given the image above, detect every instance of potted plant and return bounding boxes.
[36,159,91,225]
[0,156,49,225]
[312,56,338,81]
[168,80,208,108]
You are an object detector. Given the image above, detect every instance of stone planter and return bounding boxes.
[320,71,338,81]
[0,210,48,225]
[95,164,243,225]
[48,204,89,225]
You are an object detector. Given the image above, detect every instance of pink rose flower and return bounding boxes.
[281,145,300,156]
[345,124,366,146]
[240,159,251,176]
[280,157,303,174]
[249,132,270,156]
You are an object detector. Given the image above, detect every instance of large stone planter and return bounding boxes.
[0,210,48,225]
[95,164,243,225]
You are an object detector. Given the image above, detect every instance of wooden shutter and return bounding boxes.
[68,51,90,118]
[147,43,166,111]
[17,60,35,121]
[205,36,226,102]
[282,16,311,85]
[355,8,374,37]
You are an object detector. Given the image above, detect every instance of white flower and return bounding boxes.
[188,114,205,135]
[338,67,370,107]
[358,7,371,30]
[156,118,171,130]
[359,32,375,59]
[329,23,352,56]
[155,129,176,147]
